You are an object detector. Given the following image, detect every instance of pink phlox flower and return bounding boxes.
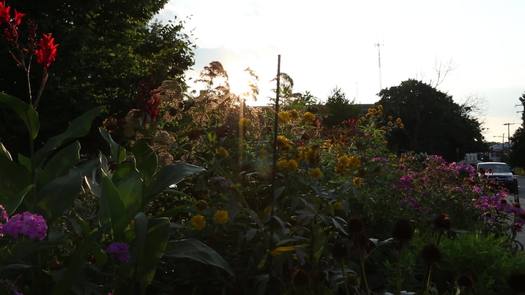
[2,212,47,240]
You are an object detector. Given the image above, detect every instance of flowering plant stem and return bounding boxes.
[340,261,350,295]
[360,258,370,295]
[424,265,433,294]
[24,59,37,203]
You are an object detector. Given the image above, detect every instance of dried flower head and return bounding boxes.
[392,219,413,242]
[195,200,208,211]
[434,213,451,231]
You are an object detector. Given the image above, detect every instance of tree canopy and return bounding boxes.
[322,87,360,127]
[378,79,486,161]
[0,0,194,152]
[510,93,525,167]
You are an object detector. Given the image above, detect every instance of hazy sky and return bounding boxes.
[159,0,524,141]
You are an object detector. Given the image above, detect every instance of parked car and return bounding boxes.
[476,162,518,194]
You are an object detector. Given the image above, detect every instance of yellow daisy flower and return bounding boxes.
[191,215,206,231]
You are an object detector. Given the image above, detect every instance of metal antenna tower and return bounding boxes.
[375,43,383,92]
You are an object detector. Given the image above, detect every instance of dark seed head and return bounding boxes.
[434,213,451,231]
[332,241,347,260]
[291,268,309,286]
[457,274,474,289]
[421,244,441,265]
[195,200,208,211]
[348,218,364,235]
[392,219,413,242]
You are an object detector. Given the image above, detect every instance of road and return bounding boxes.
[516,176,525,247]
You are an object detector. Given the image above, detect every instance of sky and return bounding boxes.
[158,0,525,141]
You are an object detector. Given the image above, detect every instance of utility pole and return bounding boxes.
[503,122,517,145]
[375,43,383,92]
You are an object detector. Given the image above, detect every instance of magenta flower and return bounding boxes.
[2,212,47,240]
[398,174,414,190]
[106,242,130,263]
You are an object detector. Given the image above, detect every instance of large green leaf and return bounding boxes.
[131,140,157,184]
[36,170,82,221]
[35,159,97,220]
[99,128,127,164]
[0,92,39,140]
[6,185,33,215]
[0,156,31,214]
[135,217,170,292]
[145,163,204,201]
[34,107,102,166]
[99,172,127,237]
[52,236,96,295]
[165,238,234,276]
[39,141,81,185]
[115,171,143,218]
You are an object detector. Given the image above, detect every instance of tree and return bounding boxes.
[0,0,194,153]
[322,87,359,127]
[378,79,486,161]
[510,93,525,167]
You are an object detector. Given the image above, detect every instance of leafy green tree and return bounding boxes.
[510,93,525,167]
[0,0,194,153]
[378,79,486,161]
[322,87,360,127]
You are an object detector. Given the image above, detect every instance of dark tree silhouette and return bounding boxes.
[378,80,486,161]
[510,93,525,167]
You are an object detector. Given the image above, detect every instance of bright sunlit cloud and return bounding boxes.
[159,0,525,140]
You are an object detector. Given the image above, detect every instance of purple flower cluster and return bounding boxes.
[106,242,130,263]
[2,212,48,240]
[398,173,414,190]
[455,162,476,178]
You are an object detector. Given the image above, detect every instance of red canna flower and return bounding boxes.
[14,10,24,26]
[35,33,58,69]
[145,91,161,121]
[0,1,11,24]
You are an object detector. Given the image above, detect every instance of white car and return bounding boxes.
[476,162,518,194]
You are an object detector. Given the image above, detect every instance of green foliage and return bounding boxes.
[0,92,39,140]
[0,0,194,154]
[378,80,486,161]
[165,238,234,276]
[323,87,360,127]
[437,233,525,294]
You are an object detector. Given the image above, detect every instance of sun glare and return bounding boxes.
[228,67,257,101]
